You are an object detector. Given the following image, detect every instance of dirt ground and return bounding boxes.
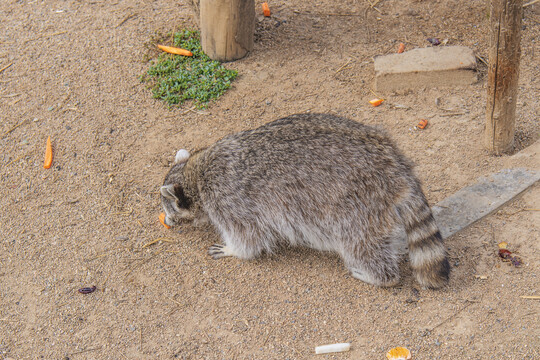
[1,0,539,359]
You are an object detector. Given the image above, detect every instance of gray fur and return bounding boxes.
[161,113,450,288]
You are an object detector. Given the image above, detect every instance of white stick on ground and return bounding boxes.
[315,343,351,354]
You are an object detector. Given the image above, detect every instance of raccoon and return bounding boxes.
[161,113,450,288]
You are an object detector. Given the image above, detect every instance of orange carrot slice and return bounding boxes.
[386,346,412,360]
[157,45,193,57]
[398,43,406,53]
[369,98,384,107]
[44,136,53,169]
[262,2,271,17]
[417,119,428,129]
[159,212,171,229]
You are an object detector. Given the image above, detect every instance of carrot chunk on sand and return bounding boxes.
[386,346,412,360]
[417,119,428,129]
[44,136,53,169]
[262,2,271,17]
[159,212,171,229]
[369,98,384,107]
[157,44,193,57]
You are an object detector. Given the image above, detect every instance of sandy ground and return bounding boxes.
[1,0,539,359]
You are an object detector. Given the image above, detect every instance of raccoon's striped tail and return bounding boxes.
[399,190,450,289]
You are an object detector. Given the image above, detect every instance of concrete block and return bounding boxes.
[374,46,477,92]
[432,168,540,239]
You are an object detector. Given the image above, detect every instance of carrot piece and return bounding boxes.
[369,98,384,107]
[417,119,428,129]
[386,346,412,360]
[159,212,171,229]
[262,2,271,17]
[398,43,406,53]
[157,45,193,57]
[44,136,53,169]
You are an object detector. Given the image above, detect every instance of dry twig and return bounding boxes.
[125,250,164,278]
[476,55,489,66]
[430,301,475,331]
[503,208,540,216]
[141,237,175,249]
[3,119,28,137]
[335,60,353,73]
[25,30,67,44]
[113,207,134,216]
[116,13,137,28]
[0,63,12,74]
[4,154,25,168]
[369,89,382,99]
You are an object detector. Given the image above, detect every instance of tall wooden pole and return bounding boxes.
[485,0,522,155]
[200,0,254,62]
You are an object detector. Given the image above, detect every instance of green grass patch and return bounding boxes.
[141,29,238,108]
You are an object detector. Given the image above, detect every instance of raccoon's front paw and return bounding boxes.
[208,244,231,259]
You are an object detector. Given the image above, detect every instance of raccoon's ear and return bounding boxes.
[174,149,190,164]
[160,184,178,200]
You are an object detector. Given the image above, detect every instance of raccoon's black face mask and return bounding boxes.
[160,183,193,227]
[160,149,194,227]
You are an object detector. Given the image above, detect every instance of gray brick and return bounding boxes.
[374,46,477,92]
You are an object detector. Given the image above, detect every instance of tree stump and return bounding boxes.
[200,0,255,62]
[485,0,523,155]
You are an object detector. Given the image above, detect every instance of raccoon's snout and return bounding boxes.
[162,213,183,228]
[164,209,195,226]
[163,214,174,227]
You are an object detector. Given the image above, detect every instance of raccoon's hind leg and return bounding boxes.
[343,232,404,287]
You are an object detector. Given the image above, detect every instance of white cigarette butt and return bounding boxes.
[315,342,351,354]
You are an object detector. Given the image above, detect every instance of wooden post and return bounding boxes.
[485,0,523,154]
[200,0,254,62]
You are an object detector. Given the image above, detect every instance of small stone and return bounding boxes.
[427,37,441,46]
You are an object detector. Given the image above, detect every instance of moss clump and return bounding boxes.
[142,29,238,108]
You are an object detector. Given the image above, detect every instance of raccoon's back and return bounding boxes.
[197,114,414,219]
